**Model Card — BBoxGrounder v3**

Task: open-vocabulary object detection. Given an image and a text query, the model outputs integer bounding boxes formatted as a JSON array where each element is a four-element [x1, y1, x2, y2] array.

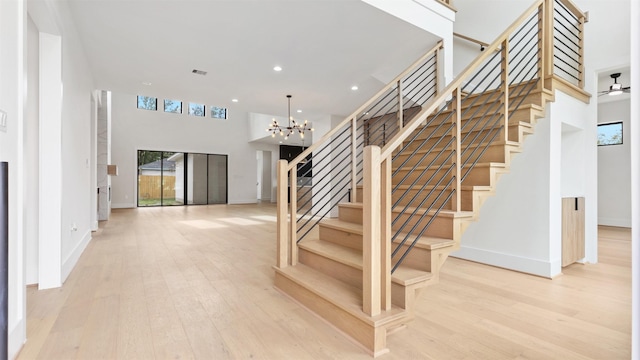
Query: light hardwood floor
[[18, 204, 631, 359]]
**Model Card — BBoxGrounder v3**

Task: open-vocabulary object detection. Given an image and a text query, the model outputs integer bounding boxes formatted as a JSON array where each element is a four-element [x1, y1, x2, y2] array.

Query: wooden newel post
[[363, 146, 381, 316], [276, 160, 289, 268]]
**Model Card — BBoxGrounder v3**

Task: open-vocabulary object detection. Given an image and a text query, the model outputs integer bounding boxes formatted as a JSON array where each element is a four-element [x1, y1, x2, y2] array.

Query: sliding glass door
[[138, 150, 227, 207]]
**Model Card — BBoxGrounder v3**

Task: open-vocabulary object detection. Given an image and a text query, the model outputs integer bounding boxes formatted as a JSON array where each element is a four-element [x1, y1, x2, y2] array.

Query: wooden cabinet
[[562, 197, 585, 267]]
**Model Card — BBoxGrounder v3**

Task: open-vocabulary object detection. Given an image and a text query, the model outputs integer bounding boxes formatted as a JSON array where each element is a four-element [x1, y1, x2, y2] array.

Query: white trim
[[8, 319, 25, 360], [451, 245, 558, 278], [111, 202, 135, 209], [61, 230, 91, 283], [598, 217, 632, 228]]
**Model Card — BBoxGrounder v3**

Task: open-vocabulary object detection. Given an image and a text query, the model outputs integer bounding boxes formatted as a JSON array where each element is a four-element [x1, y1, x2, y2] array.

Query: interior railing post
[[380, 155, 392, 311], [289, 167, 298, 265], [452, 88, 462, 211], [501, 39, 510, 143], [577, 9, 585, 88], [397, 80, 404, 131], [543, 0, 555, 90], [537, 3, 545, 93], [363, 145, 381, 317], [276, 160, 290, 267], [351, 117, 358, 203]]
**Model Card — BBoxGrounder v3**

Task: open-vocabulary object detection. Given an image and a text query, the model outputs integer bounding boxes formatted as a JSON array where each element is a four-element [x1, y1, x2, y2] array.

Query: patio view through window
[[137, 150, 227, 207]]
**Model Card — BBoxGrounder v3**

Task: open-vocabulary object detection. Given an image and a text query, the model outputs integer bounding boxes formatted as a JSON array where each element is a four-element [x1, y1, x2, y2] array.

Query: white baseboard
[[451, 245, 558, 278], [111, 202, 135, 209], [598, 217, 631, 228], [229, 199, 258, 205], [61, 230, 91, 283], [9, 318, 25, 360]]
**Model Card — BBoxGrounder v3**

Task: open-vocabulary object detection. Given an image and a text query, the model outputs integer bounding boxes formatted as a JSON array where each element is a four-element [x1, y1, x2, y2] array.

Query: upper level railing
[[276, 0, 587, 317]]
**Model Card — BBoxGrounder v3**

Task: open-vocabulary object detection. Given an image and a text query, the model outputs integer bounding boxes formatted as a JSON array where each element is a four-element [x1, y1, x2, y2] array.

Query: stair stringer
[[450, 88, 592, 278]]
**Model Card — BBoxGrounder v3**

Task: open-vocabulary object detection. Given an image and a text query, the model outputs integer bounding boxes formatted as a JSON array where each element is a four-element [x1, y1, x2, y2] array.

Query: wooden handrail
[[556, 0, 587, 20], [453, 32, 490, 50], [287, 41, 444, 170]]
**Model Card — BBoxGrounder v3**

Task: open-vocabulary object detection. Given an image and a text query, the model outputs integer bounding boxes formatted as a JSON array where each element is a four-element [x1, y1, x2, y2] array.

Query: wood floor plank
[[18, 204, 631, 359]]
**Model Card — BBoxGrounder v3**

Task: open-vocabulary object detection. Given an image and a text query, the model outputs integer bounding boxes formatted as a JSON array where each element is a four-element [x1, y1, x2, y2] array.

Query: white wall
[[0, 0, 26, 356], [25, 15, 40, 286], [597, 99, 631, 227], [110, 91, 280, 207]]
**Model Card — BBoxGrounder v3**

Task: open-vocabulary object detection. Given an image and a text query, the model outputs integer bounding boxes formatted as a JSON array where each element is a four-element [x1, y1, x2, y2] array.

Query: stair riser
[[413, 121, 524, 143], [338, 205, 363, 224], [319, 225, 362, 250], [401, 130, 520, 152], [390, 243, 434, 273], [395, 143, 507, 167], [392, 188, 474, 211], [298, 248, 362, 289], [274, 271, 389, 355], [391, 212, 454, 239], [392, 166, 492, 187]]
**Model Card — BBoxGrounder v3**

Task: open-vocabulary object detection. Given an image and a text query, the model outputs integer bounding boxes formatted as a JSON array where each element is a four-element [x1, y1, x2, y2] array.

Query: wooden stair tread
[[391, 184, 493, 192], [320, 218, 363, 235], [299, 238, 434, 286], [275, 264, 406, 326], [338, 202, 474, 219], [393, 162, 507, 171], [392, 234, 455, 250], [391, 206, 474, 219], [396, 140, 521, 154]]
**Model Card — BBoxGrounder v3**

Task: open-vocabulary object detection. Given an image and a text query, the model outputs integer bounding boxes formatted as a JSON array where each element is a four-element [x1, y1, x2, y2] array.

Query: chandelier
[[267, 95, 313, 140]]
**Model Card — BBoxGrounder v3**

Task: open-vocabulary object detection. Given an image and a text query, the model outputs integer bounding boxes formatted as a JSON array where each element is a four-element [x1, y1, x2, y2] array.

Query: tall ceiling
[[65, 0, 439, 121]]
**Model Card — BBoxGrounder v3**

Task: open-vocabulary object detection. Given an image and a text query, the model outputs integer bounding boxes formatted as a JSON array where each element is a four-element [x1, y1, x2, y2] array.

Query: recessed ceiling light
[[232, 99, 239, 103], [142, 82, 152, 86], [297, 109, 302, 113], [273, 66, 283, 72], [279, 141, 283, 144], [351, 85, 359, 91]]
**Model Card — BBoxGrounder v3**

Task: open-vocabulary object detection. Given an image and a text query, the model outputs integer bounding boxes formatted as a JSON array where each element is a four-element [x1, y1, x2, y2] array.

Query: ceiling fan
[[599, 73, 631, 96]]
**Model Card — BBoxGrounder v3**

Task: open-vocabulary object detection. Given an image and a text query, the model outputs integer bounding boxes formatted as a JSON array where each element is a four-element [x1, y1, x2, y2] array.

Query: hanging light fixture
[[267, 95, 313, 140]]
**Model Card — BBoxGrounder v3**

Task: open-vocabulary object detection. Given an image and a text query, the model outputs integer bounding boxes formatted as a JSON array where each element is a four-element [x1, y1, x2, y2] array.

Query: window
[[137, 95, 157, 110], [597, 122, 623, 146], [211, 106, 228, 119], [164, 99, 182, 114], [188, 103, 205, 117]]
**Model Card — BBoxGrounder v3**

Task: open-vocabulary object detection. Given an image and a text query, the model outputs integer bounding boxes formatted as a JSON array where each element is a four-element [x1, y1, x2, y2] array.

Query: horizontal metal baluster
[[392, 99, 455, 163], [392, 186, 455, 273], [461, 112, 503, 166], [391, 151, 455, 231], [392, 135, 455, 209], [392, 115, 454, 182], [296, 147, 353, 209], [461, 96, 503, 145], [553, 43, 581, 70], [554, 1, 581, 32], [508, 13, 538, 44], [296, 172, 355, 241], [507, 24, 538, 64], [553, 26, 581, 51], [461, 51, 503, 94], [510, 77, 540, 114], [391, 162, 455, 248], [296, 151, 353, 217], [509, 49, 540, 86], [460, 77, 504, 132], [508, 28, 538, 66], [461, 127, 502, 183]]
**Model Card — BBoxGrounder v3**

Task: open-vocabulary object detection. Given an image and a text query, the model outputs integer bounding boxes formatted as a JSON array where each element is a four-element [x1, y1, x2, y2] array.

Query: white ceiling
[[66, 0, 439, 121]]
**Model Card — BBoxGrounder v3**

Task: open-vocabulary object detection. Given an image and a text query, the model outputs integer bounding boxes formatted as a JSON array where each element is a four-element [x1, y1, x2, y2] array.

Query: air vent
[[192, 69, 207, 76]]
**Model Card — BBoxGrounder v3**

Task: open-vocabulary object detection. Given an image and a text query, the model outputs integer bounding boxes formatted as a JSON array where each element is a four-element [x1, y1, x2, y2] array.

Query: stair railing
[[362, 0, 587, 315], [276, 41, 443, 270]]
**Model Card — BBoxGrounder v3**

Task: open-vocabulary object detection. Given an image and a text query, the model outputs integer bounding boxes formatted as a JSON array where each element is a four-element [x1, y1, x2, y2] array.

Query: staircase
[[274, 0, 589, 356]]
